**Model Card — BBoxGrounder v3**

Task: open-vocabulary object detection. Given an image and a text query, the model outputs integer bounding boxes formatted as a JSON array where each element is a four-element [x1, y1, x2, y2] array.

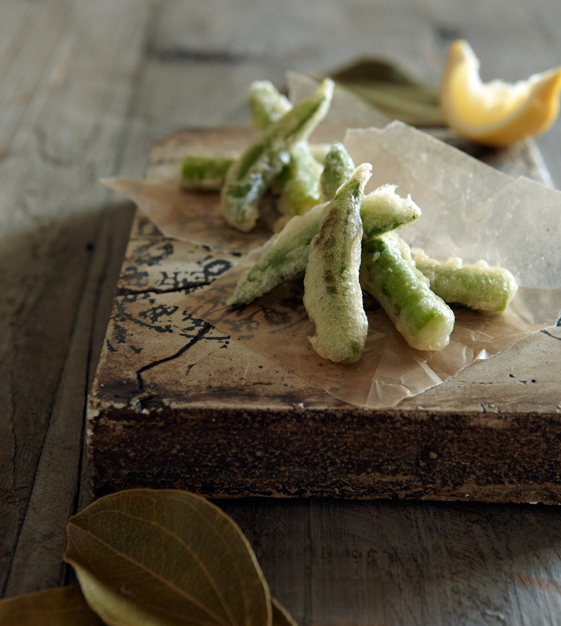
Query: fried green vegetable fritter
[[320, 141, 355, 201], [360, 232, 455, 352], [411, 249, 518, 313], [221, 78, 334, 232], [303, 163, 372, 363]]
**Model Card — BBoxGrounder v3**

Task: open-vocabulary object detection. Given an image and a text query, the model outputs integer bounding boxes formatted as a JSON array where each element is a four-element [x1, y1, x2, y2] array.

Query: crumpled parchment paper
[[106, 76, 561, 408]]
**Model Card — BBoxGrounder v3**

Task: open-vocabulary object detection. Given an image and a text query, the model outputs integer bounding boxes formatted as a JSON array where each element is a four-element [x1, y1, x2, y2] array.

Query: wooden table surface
[[2, 1, 561, 624]]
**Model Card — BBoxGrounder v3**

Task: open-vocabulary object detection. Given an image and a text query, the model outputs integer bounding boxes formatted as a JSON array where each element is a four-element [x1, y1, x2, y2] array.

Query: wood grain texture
[[2, 1, 561, 624], [0, 0, 151, 597], [220, 497, 561, 626]]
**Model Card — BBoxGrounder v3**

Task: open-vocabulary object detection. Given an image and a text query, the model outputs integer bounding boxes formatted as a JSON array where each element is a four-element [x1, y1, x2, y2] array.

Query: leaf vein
[[69, 527, 233, 626]]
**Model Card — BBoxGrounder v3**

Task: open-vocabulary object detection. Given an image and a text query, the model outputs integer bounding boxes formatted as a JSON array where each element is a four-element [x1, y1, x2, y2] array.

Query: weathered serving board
[[87, 128, 561, 504]]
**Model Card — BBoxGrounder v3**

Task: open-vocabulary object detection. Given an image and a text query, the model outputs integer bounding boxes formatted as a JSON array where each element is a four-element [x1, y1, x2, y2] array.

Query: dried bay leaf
[[73, 566, 175, 625], [0, 585, 105, 625], [271, 598, 298, 626], [64, 489, 273, 626], [322, 58, 444, 127]]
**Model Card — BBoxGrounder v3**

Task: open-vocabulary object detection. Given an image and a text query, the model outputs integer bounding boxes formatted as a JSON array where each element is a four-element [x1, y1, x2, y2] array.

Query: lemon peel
[[440, 40, 561, 146]]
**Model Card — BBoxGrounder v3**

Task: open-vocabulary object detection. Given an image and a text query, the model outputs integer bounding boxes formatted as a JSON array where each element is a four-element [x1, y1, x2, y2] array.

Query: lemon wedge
[[440, 40, 561, 146]]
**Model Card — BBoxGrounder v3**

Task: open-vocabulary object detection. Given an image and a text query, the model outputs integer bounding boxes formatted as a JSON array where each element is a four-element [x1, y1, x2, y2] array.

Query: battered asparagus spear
[[303, 164, 372, 364], [360, 233, 455, 352], [221, 78, 334, 232], [411, 249, 518, 313]]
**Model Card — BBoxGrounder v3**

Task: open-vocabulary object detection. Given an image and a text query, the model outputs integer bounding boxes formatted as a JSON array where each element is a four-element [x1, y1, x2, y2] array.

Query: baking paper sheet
[[105, 78, 561, 408], [177, 121, 561, 408], [177, 255, 549, 408]]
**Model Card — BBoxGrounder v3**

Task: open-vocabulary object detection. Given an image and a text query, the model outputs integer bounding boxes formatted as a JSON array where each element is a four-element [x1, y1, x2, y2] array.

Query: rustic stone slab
[[87, 128, 561, 504]]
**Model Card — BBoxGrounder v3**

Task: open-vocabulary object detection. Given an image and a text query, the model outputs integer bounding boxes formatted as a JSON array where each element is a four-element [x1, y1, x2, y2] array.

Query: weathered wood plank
[[0, 0, 154, 597], [220, 497, 561, 625]]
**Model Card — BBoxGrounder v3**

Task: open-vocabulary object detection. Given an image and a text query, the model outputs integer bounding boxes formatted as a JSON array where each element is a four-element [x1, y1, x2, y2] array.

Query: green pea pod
[[360, 232, 455, 352], [303, 163, 372, 364], [222, 78, 334, 232], [320, 142, 355, 200], [250, 80, 293, 199], [411, 249, 518, 313], [180, 156, 234, 190], [320, 140, 421, 233], [249, 80, 292, 131], [361, 184, 421, 238]]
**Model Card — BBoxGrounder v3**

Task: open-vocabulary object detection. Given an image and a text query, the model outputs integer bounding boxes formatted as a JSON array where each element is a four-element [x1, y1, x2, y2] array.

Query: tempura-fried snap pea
[[249, 80, 292, 131], [221, 78, 334, 232], [277, 142, 323, 217], [179, 82, 289, 194], [303, 164, 372, 364], [361, 233, 455, 352], [228, 183, 423, 307], [180, 156, 234, 190], [249, 80, 324, 219], [320, 142, 355, 201], [227, 200, 330, 308], [319, 144, 421, 235], [411, 249, 518, 313], [361, 185, 421, 239]]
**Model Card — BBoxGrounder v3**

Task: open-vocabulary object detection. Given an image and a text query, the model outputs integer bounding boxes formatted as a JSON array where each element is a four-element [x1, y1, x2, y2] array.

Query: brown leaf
[[64, 489, 272, 626], [322, 58, 444, 127], [0, 585, 105, 625], [271, 598, 298, 626]]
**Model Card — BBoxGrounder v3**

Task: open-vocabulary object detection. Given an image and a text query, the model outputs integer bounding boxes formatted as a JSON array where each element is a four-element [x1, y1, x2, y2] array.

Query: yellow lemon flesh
[[440, 40, 561, 146]]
